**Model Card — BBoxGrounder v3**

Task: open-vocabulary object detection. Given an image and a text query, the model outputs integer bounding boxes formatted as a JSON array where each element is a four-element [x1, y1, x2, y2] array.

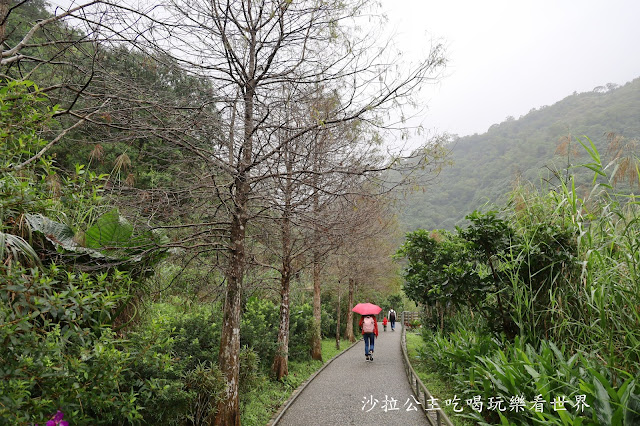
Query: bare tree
[[261, 88, 390, 377], [330, 190, 401, 341], [50, 0, 448, 422]]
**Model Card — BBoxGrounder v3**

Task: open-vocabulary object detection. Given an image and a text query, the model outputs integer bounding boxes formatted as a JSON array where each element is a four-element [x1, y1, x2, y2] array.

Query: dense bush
[[240, 296, 314, 367], [0, 268, 221, 425], [183, 361, 225, 425], [0, 80, 198, 425], [417, 326, 501, 377], [398, 207, 583, 339], [0, 266, 142, 424], [240, 297, 279, 366], [319, 298, 344, 340], [288, 303, 314, 359], [123, 302, 225, 424]]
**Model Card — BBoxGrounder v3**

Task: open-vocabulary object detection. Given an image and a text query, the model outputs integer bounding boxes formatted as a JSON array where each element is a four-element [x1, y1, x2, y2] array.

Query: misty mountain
[[399, 77, 640, 231]]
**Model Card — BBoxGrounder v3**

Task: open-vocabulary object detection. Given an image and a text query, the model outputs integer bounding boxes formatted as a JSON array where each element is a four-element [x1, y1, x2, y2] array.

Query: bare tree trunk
[[346, 277, 355, 342], [0, 0, 9, 50], [335, 287, 341, 349], [311, 248, 322, 360], [215, 79, 255, 426], [310, 130, 323, 361], [272, 133, 293, 380], [228, 94, 237, 166], [215, 213, 244, 426], [272, 258, 291, 379]]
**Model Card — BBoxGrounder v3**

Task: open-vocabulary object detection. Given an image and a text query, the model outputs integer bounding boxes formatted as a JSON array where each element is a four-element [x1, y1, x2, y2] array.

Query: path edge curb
[[266, 338, 361, 426]]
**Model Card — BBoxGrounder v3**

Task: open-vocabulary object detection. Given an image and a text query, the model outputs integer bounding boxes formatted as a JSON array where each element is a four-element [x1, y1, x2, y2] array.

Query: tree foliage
[[398, 208, 580, 339]]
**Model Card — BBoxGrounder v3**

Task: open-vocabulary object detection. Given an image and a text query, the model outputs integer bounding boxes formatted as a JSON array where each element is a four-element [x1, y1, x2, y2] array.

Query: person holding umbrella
[[352, 303, 381, 362]]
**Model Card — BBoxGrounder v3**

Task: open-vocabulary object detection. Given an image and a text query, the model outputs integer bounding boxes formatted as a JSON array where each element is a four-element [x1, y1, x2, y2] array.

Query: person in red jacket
[[383, 316, 388, 332], [359, 314, 379, 361]]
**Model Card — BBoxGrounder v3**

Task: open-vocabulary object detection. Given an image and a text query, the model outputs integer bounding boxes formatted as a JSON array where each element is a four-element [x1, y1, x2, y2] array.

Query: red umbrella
[[352, 302, 382, 316]]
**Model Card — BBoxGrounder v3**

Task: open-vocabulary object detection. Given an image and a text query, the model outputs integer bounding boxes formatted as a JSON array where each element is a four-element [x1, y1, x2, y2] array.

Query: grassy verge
[[405, 331, 475, 426], [240, 338, 354, 425]]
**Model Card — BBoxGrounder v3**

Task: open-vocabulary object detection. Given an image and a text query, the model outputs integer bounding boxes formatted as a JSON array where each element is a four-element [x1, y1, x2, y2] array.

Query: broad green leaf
[[26, 214, 78, 251], [621, 380, 640, 425], [26, 213, 105, 259], [85, 209, 133, 249], [524, 365, 540, 379], [557, 407, 573, 425]]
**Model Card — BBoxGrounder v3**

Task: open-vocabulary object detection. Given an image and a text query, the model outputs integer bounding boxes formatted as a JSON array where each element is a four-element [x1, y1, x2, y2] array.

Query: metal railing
[[400, 312, 455, 426]]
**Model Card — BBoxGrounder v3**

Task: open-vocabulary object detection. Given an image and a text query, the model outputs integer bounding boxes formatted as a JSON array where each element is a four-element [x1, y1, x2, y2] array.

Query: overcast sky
[[378, 0, 640, 137]]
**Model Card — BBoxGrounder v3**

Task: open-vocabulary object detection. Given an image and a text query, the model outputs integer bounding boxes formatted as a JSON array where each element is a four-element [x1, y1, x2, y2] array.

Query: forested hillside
[[401, 77, 640, 230]]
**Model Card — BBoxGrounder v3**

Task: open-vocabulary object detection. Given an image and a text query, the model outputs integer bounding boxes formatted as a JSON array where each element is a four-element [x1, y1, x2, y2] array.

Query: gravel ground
[[273, 323, 429, 426]]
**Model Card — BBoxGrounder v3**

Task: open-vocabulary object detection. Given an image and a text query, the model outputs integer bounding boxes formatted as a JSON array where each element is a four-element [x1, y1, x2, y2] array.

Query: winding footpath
[[271, 322, 429, 425]]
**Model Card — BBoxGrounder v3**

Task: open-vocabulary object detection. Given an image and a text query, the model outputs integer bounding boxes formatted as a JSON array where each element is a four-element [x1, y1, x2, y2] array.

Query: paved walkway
[[273, 323, 428, 425]]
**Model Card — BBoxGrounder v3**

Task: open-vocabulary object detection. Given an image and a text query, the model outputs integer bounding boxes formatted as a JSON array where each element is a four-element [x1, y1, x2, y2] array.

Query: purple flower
[[45, 410, 68, 426]]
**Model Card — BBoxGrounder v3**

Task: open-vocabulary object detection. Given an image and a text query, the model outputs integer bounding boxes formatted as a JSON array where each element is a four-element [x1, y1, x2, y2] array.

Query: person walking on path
[[382, 316, 388, 331], [388, 308, 397, 331], [273, 315, 431, 425], [359, 314, 378, 361]]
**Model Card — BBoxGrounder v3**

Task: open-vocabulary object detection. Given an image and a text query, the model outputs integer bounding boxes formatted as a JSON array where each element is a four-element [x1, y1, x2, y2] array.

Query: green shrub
[[289, 303, 313, 360], [319, 295, 353, 339], [320, 305, 336, 338], [419, 327, 501, 377], [0, 266, 142, 425], [241, 297, 279, 367], [239, 346, 262, 395], [183, 361, 225, 426], [124, 302, 224, 424], [241, 297, 314, 366], [168, 311, 222, 371]]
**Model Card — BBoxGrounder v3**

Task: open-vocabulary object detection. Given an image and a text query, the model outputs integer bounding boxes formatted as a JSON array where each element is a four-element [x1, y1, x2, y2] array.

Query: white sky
[[378, 0, 640, 137]]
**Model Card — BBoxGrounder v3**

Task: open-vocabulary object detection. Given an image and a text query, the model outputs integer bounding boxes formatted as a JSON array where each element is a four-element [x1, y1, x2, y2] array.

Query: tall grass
[[508, 137, 640, 374], [419, 322, 640, 425]]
